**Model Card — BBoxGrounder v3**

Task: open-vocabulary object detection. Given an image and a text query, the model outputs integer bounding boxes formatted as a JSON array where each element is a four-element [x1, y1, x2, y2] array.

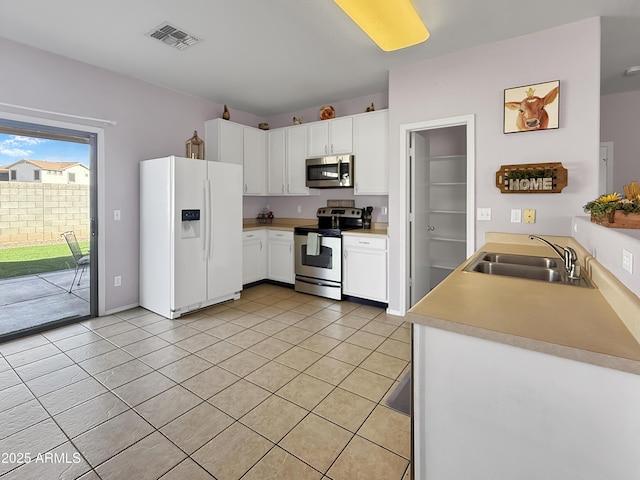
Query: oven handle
[[294, 233, 340, 239], [295, 277, 341, 288]]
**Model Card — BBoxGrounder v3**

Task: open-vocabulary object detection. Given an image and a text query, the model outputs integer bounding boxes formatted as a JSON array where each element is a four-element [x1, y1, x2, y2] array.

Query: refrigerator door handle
[[202, 180, 208, 260], [206, 179, 213, 260]]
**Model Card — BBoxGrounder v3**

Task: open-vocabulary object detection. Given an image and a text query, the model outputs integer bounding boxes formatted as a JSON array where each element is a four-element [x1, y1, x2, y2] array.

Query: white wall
[[0, 36, 264, 313], [601, 90, 640, 193], [388, 18, 602, 312]]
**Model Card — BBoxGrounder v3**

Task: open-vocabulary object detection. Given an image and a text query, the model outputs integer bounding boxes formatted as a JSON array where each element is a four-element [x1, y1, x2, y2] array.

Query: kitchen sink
[[481, 253, 559, 269], [470, 262, 563, 282], [463, 251, 593, 288]]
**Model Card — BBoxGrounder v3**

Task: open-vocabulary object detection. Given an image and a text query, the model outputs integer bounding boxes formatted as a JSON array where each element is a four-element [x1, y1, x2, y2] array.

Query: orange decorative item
[[319, 105, 335, 120]]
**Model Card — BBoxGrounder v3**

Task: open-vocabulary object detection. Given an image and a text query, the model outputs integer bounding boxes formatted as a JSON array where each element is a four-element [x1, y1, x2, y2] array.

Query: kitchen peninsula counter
[[407, 232, 640, 374]]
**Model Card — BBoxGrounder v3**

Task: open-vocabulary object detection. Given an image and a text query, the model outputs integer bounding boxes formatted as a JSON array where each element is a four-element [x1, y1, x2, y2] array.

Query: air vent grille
[[146, 23, 201, 50]]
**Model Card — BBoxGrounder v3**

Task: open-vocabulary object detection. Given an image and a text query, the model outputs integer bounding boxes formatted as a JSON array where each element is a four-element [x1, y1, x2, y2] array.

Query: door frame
[[0, 110, 106, 316], [599, 141, 614, 195], [399, 114, 476, 314]]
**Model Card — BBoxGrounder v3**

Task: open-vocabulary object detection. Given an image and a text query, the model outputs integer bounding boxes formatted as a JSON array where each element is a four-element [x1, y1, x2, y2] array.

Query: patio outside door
[[0, 118, 97, 340]]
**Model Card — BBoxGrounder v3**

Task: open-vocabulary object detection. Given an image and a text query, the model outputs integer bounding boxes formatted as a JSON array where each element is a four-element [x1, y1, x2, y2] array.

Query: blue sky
[[0, 134, 90, 168]]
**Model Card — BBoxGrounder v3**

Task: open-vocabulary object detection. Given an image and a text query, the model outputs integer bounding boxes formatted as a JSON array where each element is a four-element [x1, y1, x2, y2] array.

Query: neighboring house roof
[[2, 159, 88, 171]]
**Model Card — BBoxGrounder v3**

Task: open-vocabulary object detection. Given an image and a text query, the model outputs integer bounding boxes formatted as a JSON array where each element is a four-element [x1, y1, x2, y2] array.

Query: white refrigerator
[[139, 155, 242, 319]]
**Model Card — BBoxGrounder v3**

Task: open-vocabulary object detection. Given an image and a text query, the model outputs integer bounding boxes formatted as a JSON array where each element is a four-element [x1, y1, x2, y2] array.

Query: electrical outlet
[[622, 249, 633, 274], [477, 208, 491, 221], [114, 276, 122, 287], [523, 209, 536, 224], [510, 209, 522, 223]]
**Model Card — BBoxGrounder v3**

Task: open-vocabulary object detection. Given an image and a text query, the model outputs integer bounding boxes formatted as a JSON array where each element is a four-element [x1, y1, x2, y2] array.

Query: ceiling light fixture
[[624, 65, 640, 76], [333, 0, 429, 52]]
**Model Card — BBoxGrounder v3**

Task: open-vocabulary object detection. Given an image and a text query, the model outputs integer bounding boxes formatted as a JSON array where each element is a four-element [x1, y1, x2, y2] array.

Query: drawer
[[343, 235, 387, 250], [243, 230, 266, 241], [268, 230, 293, 240]]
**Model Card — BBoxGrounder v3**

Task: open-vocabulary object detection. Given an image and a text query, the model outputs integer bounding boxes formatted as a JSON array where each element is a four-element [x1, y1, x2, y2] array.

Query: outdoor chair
[[61, 230, 90, 293]]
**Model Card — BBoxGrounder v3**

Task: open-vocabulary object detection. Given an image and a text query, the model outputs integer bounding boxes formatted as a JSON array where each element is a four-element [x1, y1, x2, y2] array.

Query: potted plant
[[584, 193, 640, 228]]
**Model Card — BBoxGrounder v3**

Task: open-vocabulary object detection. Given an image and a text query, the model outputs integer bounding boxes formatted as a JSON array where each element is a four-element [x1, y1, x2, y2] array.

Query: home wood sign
[[495, 162, 568, 194]]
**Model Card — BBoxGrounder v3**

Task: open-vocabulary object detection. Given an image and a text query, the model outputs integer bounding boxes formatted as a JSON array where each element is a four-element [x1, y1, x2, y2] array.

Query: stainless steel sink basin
[[463, 251, 593, 288], [471, 262, 563, 282], [481, 253, 558, 269]]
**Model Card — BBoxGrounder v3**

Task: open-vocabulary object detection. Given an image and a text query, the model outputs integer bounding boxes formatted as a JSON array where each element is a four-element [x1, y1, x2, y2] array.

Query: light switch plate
[[477, 208, 491, 221], [510, 209, 522, 223], [523, 209, 536, 224], [622, 249, 633, 274]]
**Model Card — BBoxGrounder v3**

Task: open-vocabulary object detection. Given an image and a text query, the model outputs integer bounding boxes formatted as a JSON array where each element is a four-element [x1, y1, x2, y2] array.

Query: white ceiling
[[1, 0, 639, 117]]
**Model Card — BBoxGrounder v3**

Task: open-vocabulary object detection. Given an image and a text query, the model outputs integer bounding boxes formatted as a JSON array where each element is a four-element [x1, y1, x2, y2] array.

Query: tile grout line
[[1, 285, 410, 479]]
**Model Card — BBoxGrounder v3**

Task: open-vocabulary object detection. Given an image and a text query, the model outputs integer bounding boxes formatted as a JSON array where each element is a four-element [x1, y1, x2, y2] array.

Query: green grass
[[0, 242, 89, 279]]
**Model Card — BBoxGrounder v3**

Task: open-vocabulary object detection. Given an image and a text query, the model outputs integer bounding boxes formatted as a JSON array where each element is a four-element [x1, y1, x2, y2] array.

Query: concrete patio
[[0, 268, 90, 338]]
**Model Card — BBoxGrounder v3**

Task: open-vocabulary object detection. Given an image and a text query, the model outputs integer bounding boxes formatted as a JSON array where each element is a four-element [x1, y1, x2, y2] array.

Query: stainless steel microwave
[[305, 155, 354, 188]]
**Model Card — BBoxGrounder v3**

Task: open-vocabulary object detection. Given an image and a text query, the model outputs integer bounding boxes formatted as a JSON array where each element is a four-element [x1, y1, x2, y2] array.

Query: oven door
[[294, 233, 341, 283]]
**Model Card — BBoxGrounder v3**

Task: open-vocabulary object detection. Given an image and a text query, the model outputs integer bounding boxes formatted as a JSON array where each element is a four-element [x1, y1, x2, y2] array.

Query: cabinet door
[[243, 128, 267, 195], [307, 122, 329, 157], [353, 111, 388, 195], [268, 232, 294, 284], [267, 129, 286, 195], [286, 125, 309, 194], [243, 232, 266, 284], [218, 121, 244, 165], [343, 236, 388, 302], [329, 117, 353, 155]]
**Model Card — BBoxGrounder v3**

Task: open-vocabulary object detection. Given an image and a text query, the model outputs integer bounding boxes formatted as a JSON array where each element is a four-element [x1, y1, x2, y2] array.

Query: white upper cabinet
[[205, 119, 243, 165], [243, 127, 267, 195], [353, 110, 389, 195], [267, 128, 287, 195], [268, 125, 314, 196], [307, 117, 353, 157], [286, 124, 309, 195]]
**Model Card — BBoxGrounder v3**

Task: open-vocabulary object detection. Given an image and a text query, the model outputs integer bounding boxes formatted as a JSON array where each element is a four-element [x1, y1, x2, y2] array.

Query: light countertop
[[407, 233, 640, 374], [243, 218, 388, 235]]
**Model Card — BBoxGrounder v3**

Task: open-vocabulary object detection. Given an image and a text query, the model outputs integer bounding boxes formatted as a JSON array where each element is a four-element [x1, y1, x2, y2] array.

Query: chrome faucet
[[529, 235, 581, 279]]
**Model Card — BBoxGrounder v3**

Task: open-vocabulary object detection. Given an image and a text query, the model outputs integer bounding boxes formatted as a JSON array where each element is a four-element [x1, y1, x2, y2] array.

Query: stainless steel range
[[294, 206, 363, 300]]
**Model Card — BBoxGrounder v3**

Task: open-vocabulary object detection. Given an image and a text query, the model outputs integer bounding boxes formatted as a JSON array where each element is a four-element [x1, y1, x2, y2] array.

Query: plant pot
[[590, 211, 640, 229]]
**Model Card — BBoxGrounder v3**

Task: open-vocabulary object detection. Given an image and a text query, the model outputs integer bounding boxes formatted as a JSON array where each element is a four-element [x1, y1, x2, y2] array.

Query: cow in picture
[[505, 85, 559, 132]]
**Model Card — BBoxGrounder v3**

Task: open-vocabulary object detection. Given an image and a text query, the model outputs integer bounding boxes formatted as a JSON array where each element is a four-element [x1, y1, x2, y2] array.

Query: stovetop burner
[[294, 207, 364, 236]]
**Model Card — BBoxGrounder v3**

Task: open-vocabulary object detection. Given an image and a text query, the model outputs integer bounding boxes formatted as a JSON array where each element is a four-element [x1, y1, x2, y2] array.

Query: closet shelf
[[430, 236, 466, 243], [428, 209, 466, 214]]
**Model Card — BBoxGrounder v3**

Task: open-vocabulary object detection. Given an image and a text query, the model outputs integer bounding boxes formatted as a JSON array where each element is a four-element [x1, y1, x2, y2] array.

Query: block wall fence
[[0, 182, 89, 246]]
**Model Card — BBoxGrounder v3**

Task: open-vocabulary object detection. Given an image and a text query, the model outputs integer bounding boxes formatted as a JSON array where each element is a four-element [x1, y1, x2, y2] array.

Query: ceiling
[[1, 0, 639, 117]]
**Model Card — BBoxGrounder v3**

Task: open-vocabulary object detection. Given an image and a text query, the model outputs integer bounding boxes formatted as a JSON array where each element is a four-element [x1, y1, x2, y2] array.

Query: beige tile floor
[[0, 284, 412, 480]]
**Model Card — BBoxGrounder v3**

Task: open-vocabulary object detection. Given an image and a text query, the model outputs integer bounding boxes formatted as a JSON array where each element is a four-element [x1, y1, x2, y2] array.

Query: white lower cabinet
[[342, 234, 388, 302], [267, 230, 294, 284], [242, 230, 267, 285]]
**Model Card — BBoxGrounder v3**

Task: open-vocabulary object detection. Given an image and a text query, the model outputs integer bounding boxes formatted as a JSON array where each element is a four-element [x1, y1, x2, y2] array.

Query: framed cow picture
[[504, 80, 559, 134]]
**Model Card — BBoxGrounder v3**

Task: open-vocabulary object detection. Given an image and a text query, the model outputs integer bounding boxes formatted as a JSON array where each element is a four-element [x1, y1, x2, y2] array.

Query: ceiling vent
[[146, 23, 201, 51]]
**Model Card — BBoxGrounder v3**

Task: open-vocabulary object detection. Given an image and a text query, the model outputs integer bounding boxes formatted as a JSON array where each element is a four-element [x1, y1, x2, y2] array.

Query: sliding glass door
[[0, 118, 97, 340]]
